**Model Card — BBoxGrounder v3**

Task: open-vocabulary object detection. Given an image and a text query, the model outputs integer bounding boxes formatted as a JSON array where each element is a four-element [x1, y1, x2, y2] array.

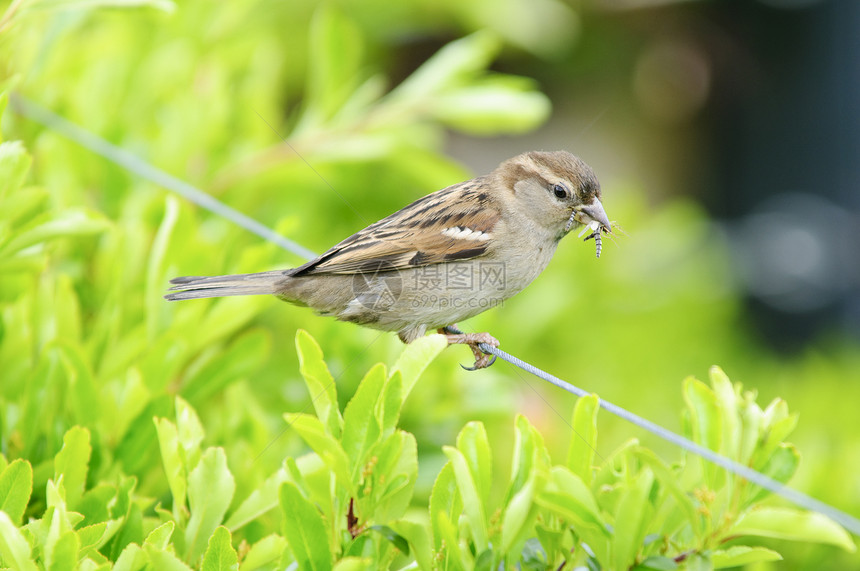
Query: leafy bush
[[1, 325, 853, 570]]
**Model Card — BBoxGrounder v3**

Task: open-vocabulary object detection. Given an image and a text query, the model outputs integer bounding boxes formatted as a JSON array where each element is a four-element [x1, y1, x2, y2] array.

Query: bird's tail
[[164, 270, 287, 301]]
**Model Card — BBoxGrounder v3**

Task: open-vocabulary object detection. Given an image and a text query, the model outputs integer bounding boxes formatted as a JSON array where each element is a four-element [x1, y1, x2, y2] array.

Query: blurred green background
[[1, 0, 858, 568]]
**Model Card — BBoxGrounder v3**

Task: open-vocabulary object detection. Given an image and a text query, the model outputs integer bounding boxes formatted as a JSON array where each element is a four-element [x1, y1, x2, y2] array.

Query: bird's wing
[[290, 179, 501, 276]]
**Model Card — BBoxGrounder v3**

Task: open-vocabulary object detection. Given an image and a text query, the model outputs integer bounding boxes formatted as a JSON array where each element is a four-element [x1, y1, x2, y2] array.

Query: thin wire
[[11, 96, 319, 262], [454, 330, 860, 537], [13, 96, 860, 538]]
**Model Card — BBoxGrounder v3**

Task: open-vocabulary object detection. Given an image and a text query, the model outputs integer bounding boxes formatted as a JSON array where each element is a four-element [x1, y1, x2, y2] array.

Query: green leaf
[[378, 371, 403, 436], [340, 535, 373, 560], [332, 557, 375, 571], [48, 530, 79, 571], [442, 445, 488, 550], [388, 520, 432, 571], [711, 546, 782, 568], [534, 526, 563, 569], [507, 415, 549, 502], [0, 207, 110, 257], [568, 394, 599, 484], [144, 521, 175, 549], [237, 534, 286, 571], [682, 553, 711, 571], [53, 425, 91, 510], [185, 448, 236, 562], [110, 474, 141, 531], [541, 466, 605, 530], [455, 421, 492, 511], [474, 548, 493, 570], [611, 469, 655, 570], [154, 416, 187, 519], [730, 507, 855, 551], [296, 329, 342, 438], [709, 366, 740, 462], [175, 397, 205, 470], [279, 481, 332, 571], [113, 543, 147, 571], [224, 466, 289, 531], [0, 186, 46, 229], [390, 333, 447, 399], [284, 413, 354, 494], [633, 447, 700, 536], [202, 526, 239, 571], [757, 410, 798, 468], [369, 431, 418, 522], [432, 84, 551, 135], [762, 396, 791, 427], [0, 141, 31, 200], [428, 462, 461, 551], [0, 511, 38, 571], [389, 31, 500, 100], [144, 544, 195, 571], [302, 5, 364, 124], [341, 362, 386, 466], [634, 555, 678, 570], [44, 478, 77, 554], [683, 377, 722, 486], [500, 474, 542, 558], [520, 537, 550, 570], [76, 521, 111, 558], [146, 196, 180, 338], [738, 394, 763, 467], [0, 459, 33, 524], [111, 503, 145, 564], [684, 377, 721, 449], [744, 444, 799, 506], [434, 511, 470, 571], [536, 466, 608, 540], [368, 525, 409, 554]]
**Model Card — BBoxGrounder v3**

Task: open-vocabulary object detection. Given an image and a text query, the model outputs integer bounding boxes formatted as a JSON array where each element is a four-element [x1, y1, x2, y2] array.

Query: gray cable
[[14, 95, 860, 537], [445, 327, 860, 537]]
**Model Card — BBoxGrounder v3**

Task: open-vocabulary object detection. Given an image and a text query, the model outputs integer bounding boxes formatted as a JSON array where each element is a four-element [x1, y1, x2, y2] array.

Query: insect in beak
[[568, 198, 612, 258], [564, 210, 577, 233], [577, 220, 604, 258]]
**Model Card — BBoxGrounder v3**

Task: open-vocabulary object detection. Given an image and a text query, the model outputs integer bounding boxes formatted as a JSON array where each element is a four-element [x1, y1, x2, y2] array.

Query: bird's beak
[[576, 198, 611, 233]]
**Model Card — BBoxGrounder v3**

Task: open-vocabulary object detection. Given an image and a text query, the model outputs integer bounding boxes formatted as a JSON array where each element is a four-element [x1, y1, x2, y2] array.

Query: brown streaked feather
[[290, 178, 501, 276]]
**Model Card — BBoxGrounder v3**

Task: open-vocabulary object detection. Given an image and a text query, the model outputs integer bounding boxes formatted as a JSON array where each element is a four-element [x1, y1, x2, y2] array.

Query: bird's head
[[495, 150, 611, 246]]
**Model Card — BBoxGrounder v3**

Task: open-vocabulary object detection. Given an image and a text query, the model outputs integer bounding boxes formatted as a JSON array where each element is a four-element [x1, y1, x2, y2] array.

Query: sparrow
[[165, 150, 611, 369]]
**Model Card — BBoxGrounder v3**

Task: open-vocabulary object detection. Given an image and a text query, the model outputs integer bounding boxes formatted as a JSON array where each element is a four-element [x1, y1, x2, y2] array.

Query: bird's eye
[[552, 183, 568, 199]]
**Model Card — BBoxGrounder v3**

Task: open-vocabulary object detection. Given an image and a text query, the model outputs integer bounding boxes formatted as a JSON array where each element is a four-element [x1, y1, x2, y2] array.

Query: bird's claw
[[460, 353, 497, 371], [441, 328, 500, 371]]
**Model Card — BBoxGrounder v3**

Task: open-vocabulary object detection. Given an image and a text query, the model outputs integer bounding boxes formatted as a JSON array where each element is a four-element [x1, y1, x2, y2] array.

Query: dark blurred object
[[726, 194, 860, 349], [593, 0, 860, 349], [701, 0, 860, 348]]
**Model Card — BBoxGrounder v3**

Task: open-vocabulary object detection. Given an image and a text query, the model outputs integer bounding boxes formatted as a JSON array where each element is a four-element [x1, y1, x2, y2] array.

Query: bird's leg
[[439, 325, 499, 370]]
